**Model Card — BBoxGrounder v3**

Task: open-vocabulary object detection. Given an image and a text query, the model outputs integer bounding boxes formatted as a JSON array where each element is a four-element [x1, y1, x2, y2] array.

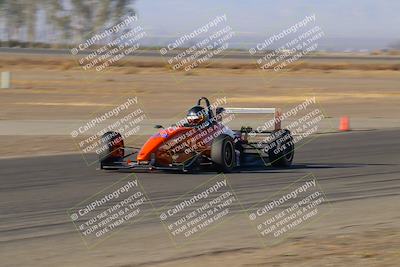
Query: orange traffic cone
[[339, 116, 350, 131]]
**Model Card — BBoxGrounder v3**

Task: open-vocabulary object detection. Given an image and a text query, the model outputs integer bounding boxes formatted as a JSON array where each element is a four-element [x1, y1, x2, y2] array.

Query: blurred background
[[1, 0, 400, 52], [0, 0, 399, 156]]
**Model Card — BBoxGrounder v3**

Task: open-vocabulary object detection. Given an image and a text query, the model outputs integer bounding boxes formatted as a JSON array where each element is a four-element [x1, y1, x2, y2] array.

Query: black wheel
[[99, 131, 124, 169], [211, 134, 235, 172], [267, 129, 294, 167]]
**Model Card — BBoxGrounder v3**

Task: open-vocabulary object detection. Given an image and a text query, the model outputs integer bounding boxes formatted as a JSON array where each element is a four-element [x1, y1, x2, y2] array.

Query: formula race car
[[99, 97, 294, 172]]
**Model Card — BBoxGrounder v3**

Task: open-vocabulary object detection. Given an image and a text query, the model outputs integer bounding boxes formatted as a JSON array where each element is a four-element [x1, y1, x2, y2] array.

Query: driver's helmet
[[186, 106, 207, 126]]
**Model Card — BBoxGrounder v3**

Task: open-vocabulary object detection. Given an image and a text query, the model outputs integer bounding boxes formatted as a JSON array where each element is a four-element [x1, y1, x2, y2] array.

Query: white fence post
[[1, 72, 11, 89]]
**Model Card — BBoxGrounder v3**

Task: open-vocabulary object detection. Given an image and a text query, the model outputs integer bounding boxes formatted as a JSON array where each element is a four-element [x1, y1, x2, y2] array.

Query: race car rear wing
[[222, 107, 282, 130], [224, 107, 276, 114]]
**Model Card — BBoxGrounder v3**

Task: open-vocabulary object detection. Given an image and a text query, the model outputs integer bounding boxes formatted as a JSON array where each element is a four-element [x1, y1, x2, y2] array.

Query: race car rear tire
[[211, 134, 235, 172], [99, 131, 124, 169], [268, 129, 294, 167]]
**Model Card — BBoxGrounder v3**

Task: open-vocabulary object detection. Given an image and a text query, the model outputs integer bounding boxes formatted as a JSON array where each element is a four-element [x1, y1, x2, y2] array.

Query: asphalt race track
[[1, 129, 399, 266]]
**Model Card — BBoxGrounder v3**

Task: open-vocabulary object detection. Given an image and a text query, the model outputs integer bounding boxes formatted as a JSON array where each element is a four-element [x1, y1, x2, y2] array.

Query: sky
[[134, 0, 400, 50]]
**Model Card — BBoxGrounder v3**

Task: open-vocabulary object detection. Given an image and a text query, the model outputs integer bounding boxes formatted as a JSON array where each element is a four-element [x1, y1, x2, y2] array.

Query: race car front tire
[[99, 131, 124, 169], [211, 134, 235, 172]]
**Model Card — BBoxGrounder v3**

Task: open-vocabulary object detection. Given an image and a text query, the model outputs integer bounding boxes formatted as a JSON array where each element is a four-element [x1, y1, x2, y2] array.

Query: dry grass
[[124, 67, 140, 74], [289, 61, 400, 71], [1, 54, 400, 72], [60, 61, 75, 70]]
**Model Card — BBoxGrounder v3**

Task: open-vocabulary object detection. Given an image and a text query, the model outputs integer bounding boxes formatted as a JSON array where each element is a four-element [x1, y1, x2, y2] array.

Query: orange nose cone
[[339, 116, 350, 131], [137, 136, 164, 161]]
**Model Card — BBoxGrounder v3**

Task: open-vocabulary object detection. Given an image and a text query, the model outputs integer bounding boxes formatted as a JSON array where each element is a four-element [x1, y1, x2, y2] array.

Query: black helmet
[[186, 106, 207, 126]]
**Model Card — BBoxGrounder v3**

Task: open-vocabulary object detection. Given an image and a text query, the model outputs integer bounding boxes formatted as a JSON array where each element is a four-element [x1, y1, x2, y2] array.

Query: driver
[[186, 106, 208, 127]]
